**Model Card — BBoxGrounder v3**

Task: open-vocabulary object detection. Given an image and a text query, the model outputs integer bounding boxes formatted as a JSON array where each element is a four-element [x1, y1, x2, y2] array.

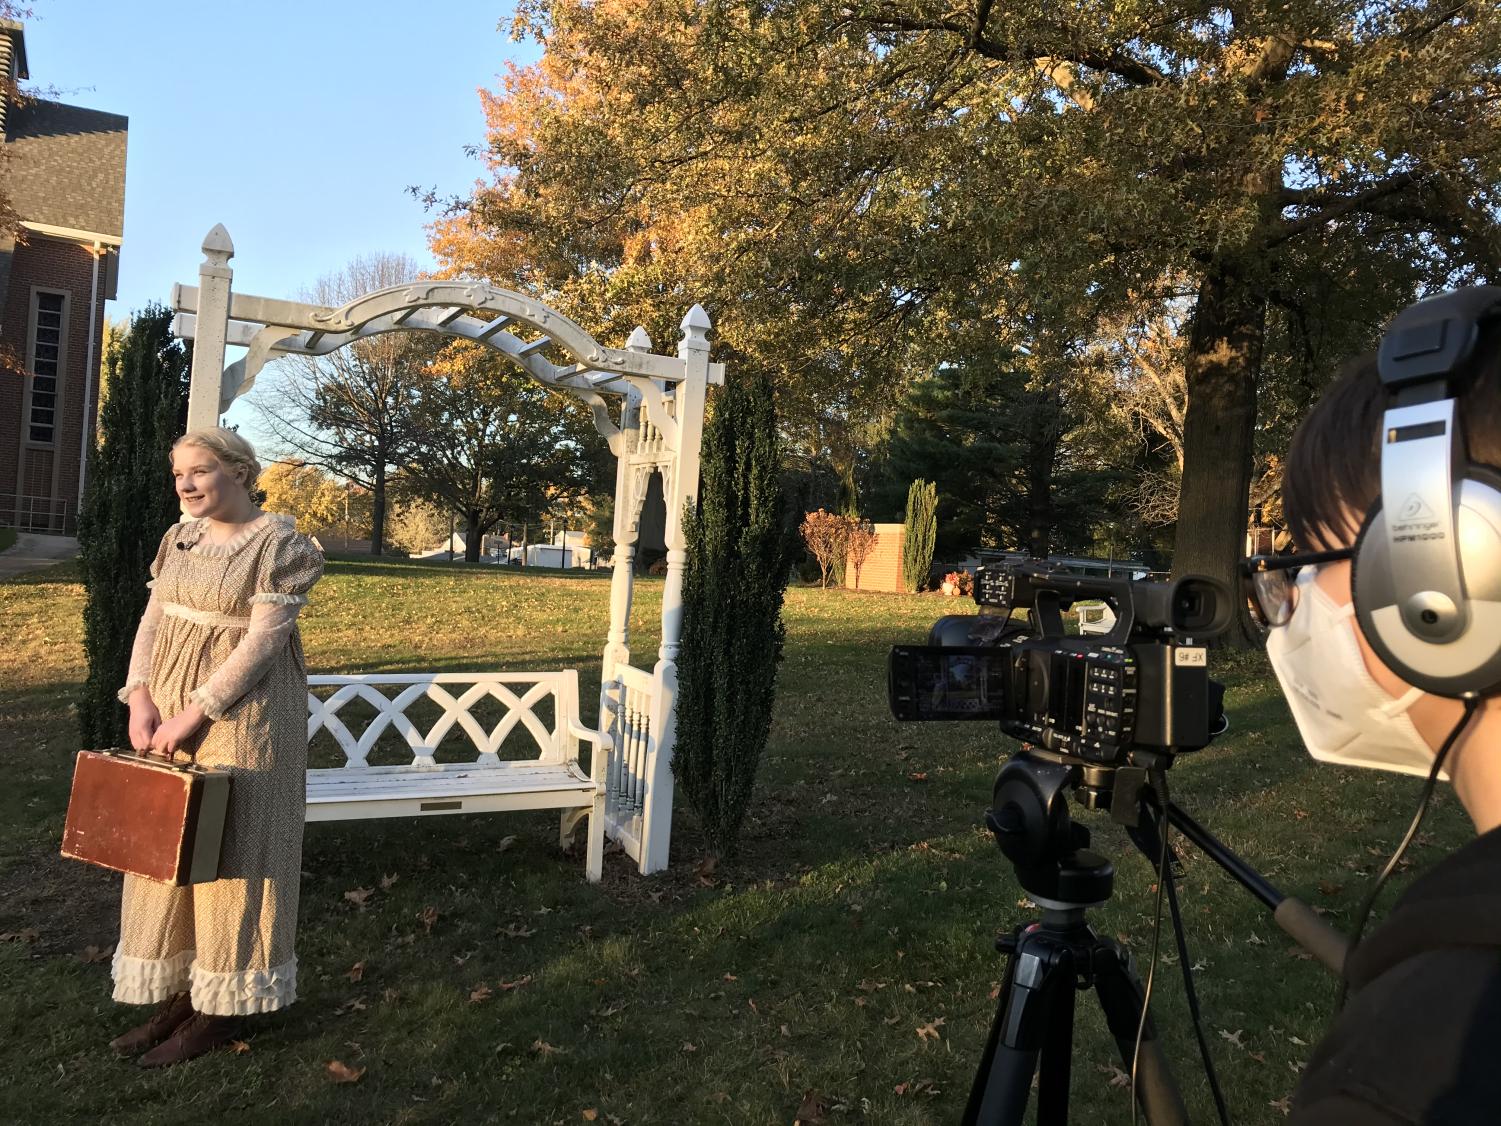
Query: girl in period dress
[[109, 428, 323, 1066]]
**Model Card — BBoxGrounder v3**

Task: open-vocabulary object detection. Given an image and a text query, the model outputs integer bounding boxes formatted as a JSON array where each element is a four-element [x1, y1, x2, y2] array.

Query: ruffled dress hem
[[111, 947, 195, 1005], [189, 956, 298, 1015]]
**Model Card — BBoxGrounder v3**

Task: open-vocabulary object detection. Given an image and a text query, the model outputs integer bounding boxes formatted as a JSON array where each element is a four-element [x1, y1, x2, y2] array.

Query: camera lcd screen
[[888, 645, 1011, 722]]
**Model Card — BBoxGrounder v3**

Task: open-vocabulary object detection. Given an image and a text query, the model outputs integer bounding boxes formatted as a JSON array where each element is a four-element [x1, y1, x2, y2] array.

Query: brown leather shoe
[[109, 992, 193, 1057], [136, 1011, 241, 1068]]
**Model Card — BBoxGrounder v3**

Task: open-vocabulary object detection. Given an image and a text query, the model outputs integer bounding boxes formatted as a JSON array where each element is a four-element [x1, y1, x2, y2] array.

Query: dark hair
[[1283, 320, 1501, 551]]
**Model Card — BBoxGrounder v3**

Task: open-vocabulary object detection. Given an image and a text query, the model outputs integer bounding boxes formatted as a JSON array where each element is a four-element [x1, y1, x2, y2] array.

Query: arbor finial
[[626, 325, 653, 351], [679, 304, 711, 352], [201, 224, 234, 265]]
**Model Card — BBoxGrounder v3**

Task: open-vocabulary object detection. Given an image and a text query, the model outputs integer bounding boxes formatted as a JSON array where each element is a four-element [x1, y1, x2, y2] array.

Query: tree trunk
[[370, 465, 387, 557], [1024, 386, 1062, 558], [1173, 263, 1265, 646], [465, 510, 483, 563]]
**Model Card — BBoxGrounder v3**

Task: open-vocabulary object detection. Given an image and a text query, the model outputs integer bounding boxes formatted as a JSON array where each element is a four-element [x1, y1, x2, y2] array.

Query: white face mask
[[1265, 571, 1443, 780]]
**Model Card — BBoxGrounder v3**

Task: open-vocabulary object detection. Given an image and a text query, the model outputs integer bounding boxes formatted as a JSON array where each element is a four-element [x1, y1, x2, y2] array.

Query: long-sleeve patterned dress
[[111, 512, 324, 1016]]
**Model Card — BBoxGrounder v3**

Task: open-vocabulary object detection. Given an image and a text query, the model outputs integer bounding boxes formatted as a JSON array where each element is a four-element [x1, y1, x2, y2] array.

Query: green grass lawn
[[0, 559, 1474, 1125]]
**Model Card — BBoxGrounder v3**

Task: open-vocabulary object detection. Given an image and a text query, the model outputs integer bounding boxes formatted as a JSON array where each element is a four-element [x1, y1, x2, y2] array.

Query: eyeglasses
[[1240, 548, 1355, 628]]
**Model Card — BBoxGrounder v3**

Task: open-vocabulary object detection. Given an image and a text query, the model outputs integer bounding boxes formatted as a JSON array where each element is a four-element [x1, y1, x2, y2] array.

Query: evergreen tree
[[877, 359, 1111, 558], [673, 369, 791, 858], [902, 479, 937, 593], [77, 306, 189, 749]]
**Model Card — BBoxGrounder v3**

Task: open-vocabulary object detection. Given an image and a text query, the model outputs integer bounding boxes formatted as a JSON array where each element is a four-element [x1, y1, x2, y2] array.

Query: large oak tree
[[438, 0, 1500, 636]]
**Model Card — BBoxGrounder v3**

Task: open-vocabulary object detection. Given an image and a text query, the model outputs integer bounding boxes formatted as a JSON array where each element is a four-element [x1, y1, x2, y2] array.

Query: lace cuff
[[118, 591, 164, 707]]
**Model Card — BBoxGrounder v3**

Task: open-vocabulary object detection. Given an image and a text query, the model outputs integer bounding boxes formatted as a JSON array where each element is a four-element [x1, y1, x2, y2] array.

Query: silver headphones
[[1352, 286, 1501, 698]]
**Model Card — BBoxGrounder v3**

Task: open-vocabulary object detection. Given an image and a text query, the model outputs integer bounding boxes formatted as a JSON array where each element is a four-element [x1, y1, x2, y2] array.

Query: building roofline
[[1, 20, 28, 81], [19, 220, 123, 247]]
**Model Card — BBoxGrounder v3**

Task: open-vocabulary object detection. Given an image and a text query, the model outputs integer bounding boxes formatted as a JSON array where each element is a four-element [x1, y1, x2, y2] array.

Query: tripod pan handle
[[1275, 897, 1349, 978]]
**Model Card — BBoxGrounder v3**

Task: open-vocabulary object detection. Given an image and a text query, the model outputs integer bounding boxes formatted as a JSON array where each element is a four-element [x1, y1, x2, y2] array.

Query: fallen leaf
[[346, 961, 365, 983], [694, 856, 718, 886], [795, 1089, 828, 1123], [470, 984, 493, 1004], [1219, 1029, 1247, 1050], [581, 1112, 598, 1123], [343, 888, 374, 909], [915, 1017, 946, 1042], [79, 944, 113, 964], [1246, 933, 1267, 946], [500, 923, 537, 939], [1317, 880, 1343, 897], [1271, 1095, 1293, 1115], [334, 998, 367, 1016], [419, 906, 439, 933], [229, 1039, 251, 1054], [496, 835, 518, 853], [499, 975, 533, 991], [379, 873, 399, 890], [0, 928, 40, 943], [682, 1042, 698, 1053], [1096, 1062, 1132, 1089], [1289, 1035, 1309, 1046], [723, 973, 737, 982], [908, 772, 929, 782], [326, 1059, 366, 1084], [532, 1038, 565, 1057]]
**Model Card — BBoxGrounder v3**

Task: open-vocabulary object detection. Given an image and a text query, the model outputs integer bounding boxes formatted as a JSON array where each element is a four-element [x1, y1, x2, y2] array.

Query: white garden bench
[[304, 671, 614, 882]]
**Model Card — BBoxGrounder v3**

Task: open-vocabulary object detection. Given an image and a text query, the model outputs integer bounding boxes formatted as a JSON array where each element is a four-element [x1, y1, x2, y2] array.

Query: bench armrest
[[567, 720, 614, 786]]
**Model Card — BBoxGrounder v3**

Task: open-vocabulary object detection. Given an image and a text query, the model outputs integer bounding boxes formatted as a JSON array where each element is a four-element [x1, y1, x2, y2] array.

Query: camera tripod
[[962, 752, 1188, 1126], [962, 750, 1351, 1125]]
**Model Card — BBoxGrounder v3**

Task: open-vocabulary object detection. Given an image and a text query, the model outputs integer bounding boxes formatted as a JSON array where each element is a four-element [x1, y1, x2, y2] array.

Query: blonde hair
[[172, 427, 262, 493]]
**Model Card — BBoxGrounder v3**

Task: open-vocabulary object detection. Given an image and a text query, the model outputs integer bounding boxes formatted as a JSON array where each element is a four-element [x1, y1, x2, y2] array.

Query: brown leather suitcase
[[61, 749, 231, 885]]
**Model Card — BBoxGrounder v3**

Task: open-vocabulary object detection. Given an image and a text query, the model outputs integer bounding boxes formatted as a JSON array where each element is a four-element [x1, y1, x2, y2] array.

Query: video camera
[[888, 559, 1232, 766]]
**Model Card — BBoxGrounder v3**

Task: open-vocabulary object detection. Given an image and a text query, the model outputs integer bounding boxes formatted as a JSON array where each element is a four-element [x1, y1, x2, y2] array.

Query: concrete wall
[[0, 233, 108, 533]]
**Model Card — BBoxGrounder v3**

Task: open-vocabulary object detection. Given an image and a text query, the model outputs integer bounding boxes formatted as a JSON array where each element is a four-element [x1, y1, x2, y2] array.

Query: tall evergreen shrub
[[673, 369, 791, 857], [77, 306, 189, 749], [902, 478, 937, 592]]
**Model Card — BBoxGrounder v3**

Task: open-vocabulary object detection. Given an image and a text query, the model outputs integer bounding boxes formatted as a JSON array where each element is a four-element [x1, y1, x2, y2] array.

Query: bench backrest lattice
[[174, 224, 715, 876], [307, 672, 578, 769]]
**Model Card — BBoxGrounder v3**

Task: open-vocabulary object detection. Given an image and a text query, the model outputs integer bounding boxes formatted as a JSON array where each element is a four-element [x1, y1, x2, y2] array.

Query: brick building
[[0, 20, 127, 533]]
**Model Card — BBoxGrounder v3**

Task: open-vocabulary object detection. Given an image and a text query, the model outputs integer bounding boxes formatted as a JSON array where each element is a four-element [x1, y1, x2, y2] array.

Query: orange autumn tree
[[845, 518, 877, 590], [425, 1, 934, 495]]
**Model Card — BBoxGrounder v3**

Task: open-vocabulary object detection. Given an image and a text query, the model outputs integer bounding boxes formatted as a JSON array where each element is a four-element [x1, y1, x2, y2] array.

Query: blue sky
[[24, 0, 538, 443]]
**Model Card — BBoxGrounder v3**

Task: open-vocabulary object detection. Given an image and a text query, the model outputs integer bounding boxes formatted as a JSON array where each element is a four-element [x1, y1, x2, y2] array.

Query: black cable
[[1163, 826, 1232, 1126], [1335, 698, 1479, 1012], [1131, 768, 1174, 1126]]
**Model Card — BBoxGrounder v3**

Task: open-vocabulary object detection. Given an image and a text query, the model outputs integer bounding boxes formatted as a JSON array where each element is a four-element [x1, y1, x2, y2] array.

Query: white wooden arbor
[[171, 224, 721, 878]]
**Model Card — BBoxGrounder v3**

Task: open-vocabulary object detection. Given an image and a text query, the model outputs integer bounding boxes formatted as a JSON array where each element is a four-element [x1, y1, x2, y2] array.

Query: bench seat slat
[[307, 761, 592, 803]]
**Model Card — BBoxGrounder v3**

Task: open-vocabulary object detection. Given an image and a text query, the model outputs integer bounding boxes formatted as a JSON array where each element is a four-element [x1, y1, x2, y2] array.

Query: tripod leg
[[1034, 959, 1075, 1126], [964, 940, 1074, 1126], [1092, 946, 1190, 1126]]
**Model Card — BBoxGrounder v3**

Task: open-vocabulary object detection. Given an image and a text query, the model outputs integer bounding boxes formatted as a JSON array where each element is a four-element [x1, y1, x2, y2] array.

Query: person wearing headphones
[[1243, 286, 1501, 1123]]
